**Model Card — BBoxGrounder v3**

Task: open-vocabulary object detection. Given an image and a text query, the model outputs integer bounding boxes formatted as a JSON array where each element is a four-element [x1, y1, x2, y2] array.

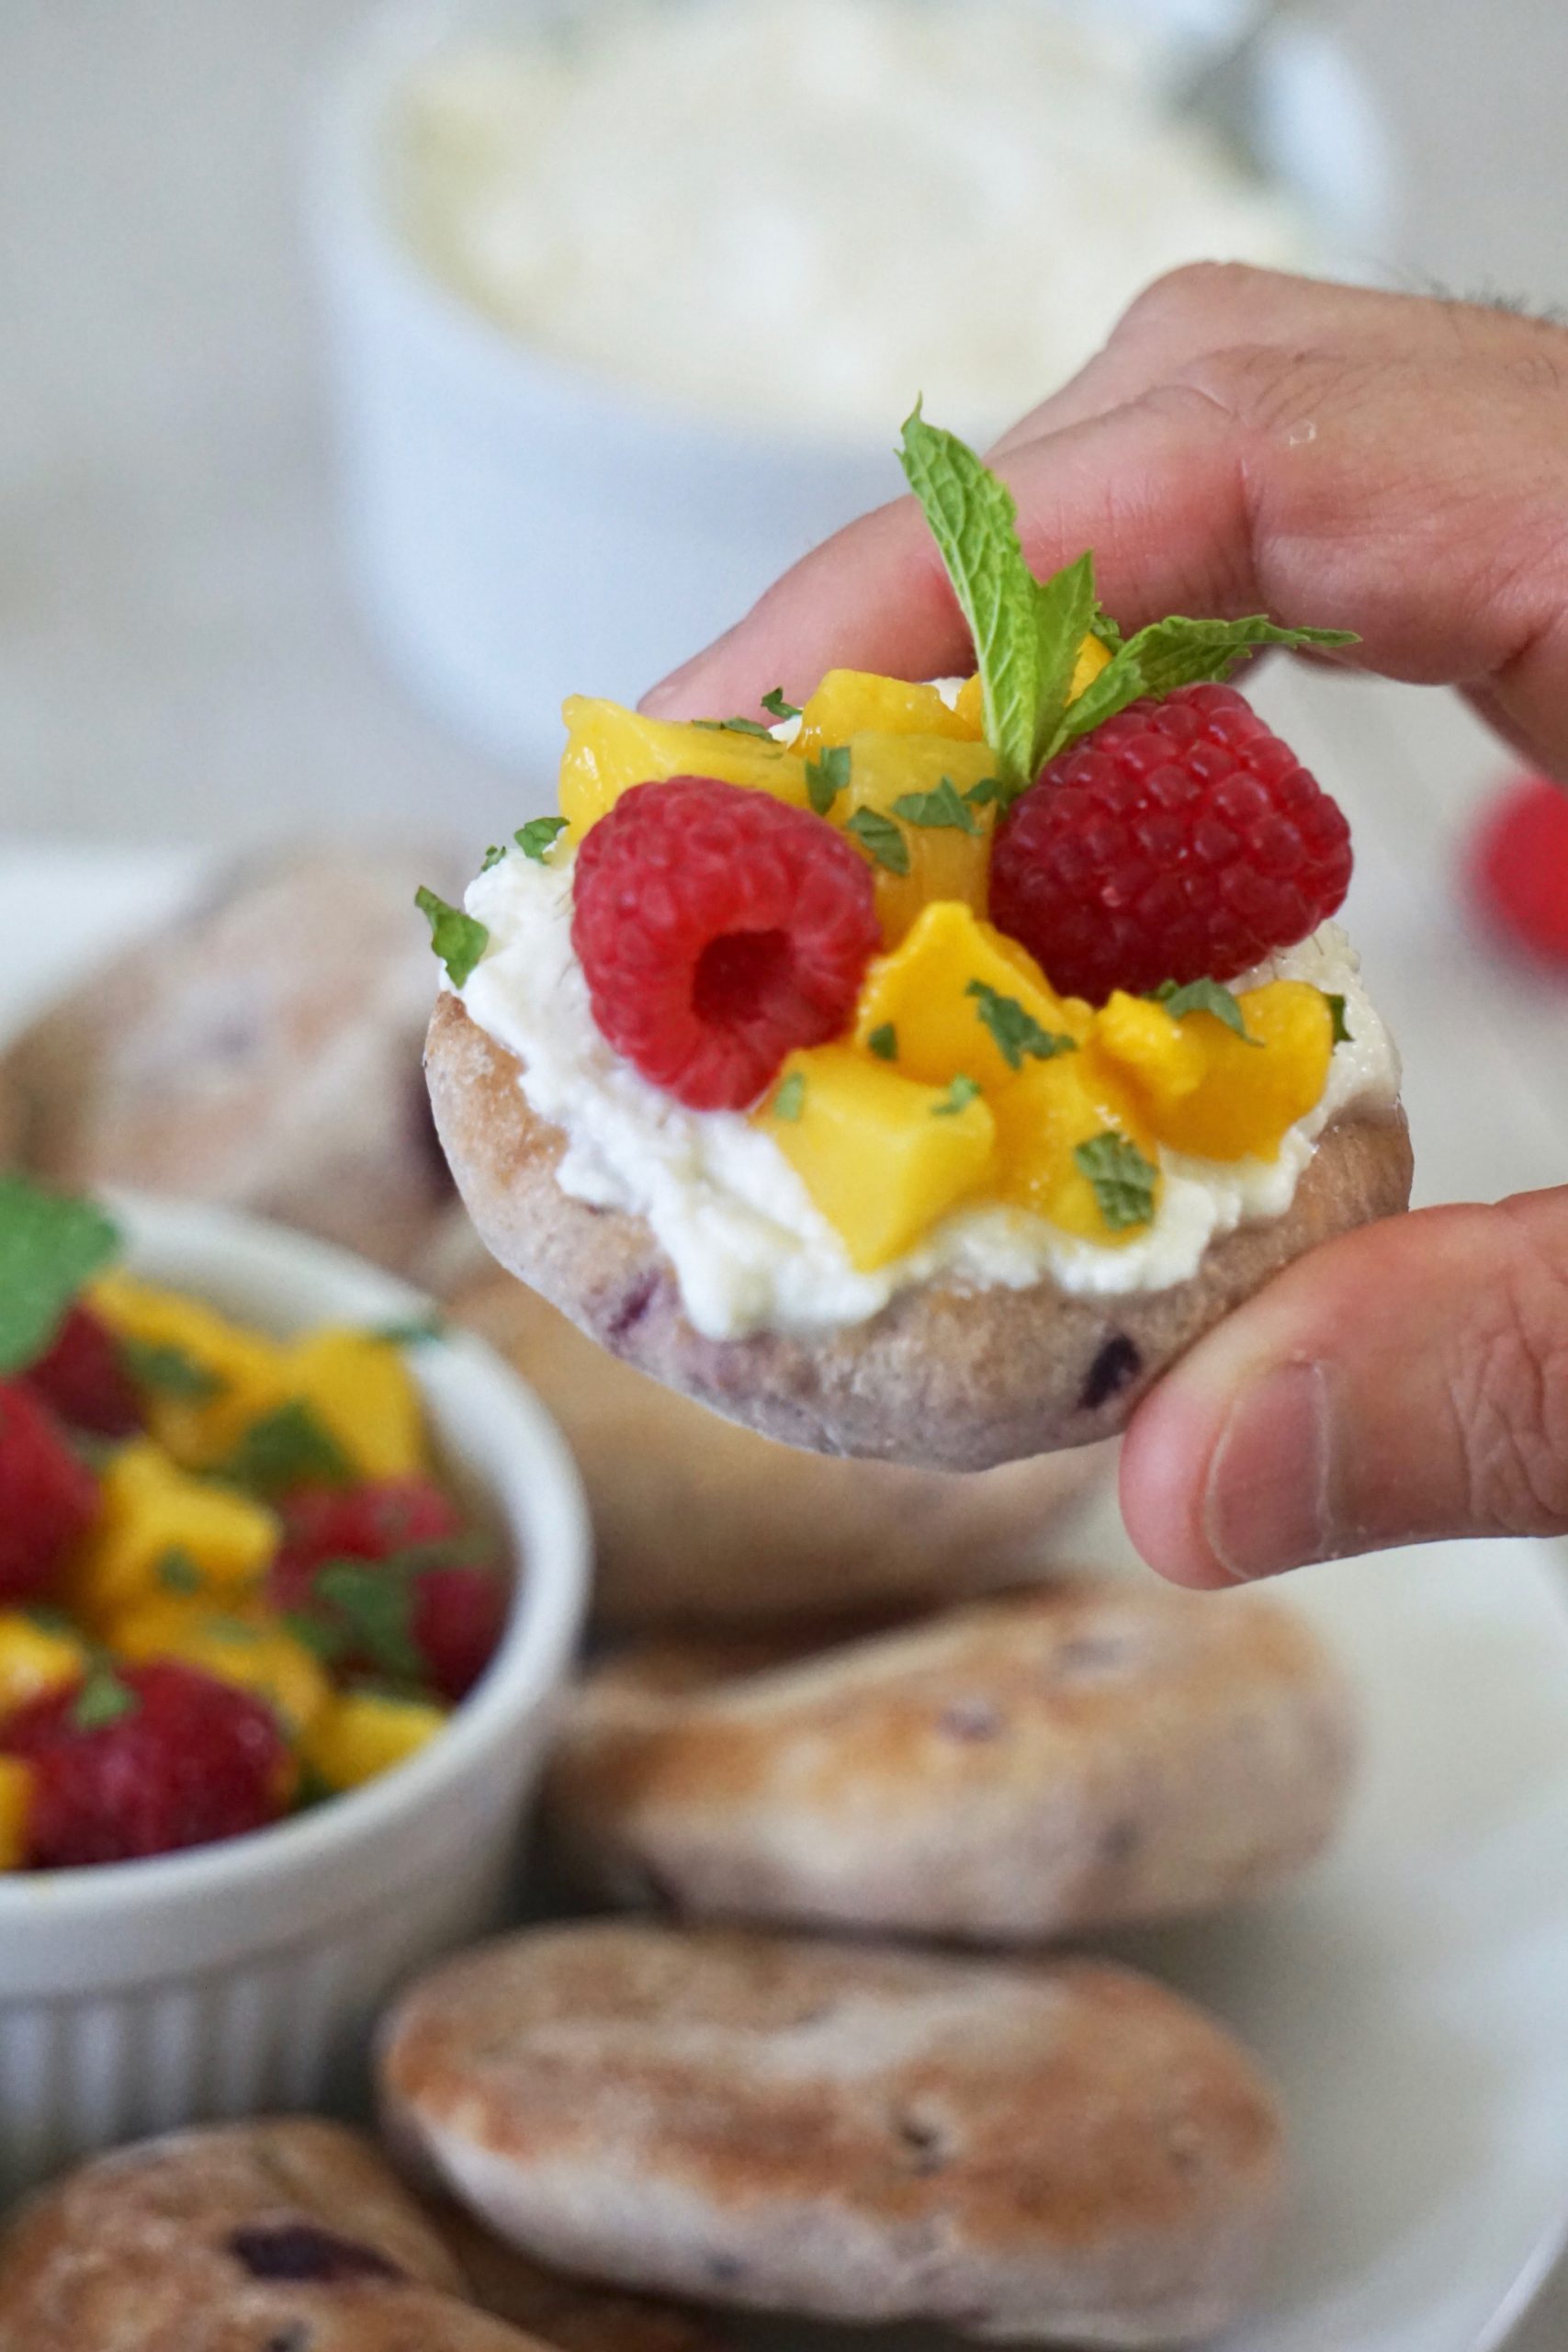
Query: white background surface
[[2, 4, 1567, 2341]]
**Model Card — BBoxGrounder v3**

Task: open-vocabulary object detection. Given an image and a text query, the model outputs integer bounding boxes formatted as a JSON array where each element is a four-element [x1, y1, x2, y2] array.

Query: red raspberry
[[571, 777, 880, 1110], [409, 1564, 509, 1702], [0, 1383, 100, 1604], [274, 1478, 463, 1571], [1, 1661, 288, 1867], [22, 1305, 142, 1439], [990, 684, 1353, 1002], [1468, 774, 1568, 963]]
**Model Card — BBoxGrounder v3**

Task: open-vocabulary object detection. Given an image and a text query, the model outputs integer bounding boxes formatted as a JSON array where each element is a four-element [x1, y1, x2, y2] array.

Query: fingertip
[[1118, 1378, 1233, 1589]]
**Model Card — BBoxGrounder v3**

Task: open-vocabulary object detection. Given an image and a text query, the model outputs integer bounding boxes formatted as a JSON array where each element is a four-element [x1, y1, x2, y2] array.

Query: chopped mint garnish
[[308, 1560, 422, 1679], [515, 816, 569, 864], [215, 1400, 353, 1499], [415, 886, 489, 987], [963, 777, 1006, 808], [72, 1667, 139, 1733], [761, 688, 802, 722], [479, 842, 507, 872], [369, 1311, 446, 1347], [1075, 1132, 1159, 1230], [897, 406, 1356, 804], [844, 805, 910, 875], [0, 1175, 119, 1378], [806, 744, 851, 818], [21, 1606, 75, 1637], [931, 1075, 983, 1117], [1149, 977, 1258, 1043], [893, 777, 980, 835], [693, 715, 773, 739], [120, 1336, 225, 1401], [771, 1071, 807, 1121], [1325, 991, 1352, 1046], [867, 1023, 898, 1062], [155, 1548, 203, 1597], [966, 980, 1078, 1071]]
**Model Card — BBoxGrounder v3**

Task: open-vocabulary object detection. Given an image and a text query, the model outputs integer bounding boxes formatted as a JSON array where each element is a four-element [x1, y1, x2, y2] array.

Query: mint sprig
[[1148, 977, 1258, 1043], [966, 980, 1078, 1071], [0, 1175, 120, 1378], [897, 408, 1357, 807], [1075, 1132, 1158, 1231], [516, 817, 568, 864], [415, 886, 488, 987]]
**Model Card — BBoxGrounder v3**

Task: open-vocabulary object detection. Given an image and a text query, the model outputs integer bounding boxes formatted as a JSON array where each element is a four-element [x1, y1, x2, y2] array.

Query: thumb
[[1119, 1188, 1568, 1585]]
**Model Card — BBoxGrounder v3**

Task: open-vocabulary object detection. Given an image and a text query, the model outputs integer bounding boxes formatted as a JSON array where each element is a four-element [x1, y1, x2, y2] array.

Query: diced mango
[[302, 1690, 447, 1793], [953, 632, 1114, 736], [1092, 992, 1211, 1119], [71, 1442, 278, 1626], [834, 733, 1001, 944], [558, 696, 812, 841], [0, 1760, 32, 1869], [0, 1611, 93, 1712], [1100, 981, 1334, 1162], [852, 901, 1092, 1096], [285, 1329, 425, 1483], [795, 671, 981, 756], [990, 1051, 1158, 1243], [110, 1597, 331, 1735], [90, 1271, 290, 1469], [757, 1045, 995, 1272]]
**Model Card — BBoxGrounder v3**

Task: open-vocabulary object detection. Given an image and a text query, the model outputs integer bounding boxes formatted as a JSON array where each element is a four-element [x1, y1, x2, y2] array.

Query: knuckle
[[1446, 1214, 1568, 1533], [1180, 341, 1388, 442], [1114, 260, 1262, 343]]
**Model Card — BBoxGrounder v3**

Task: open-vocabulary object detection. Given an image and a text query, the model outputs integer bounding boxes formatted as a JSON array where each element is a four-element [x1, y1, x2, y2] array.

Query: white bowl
[[311, 0, 1398, 773], [0, 1193, 589, 2199]]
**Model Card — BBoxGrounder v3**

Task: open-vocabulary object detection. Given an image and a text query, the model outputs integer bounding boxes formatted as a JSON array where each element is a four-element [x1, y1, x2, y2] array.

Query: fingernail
[[639, 630, 735, 717], [1202, 1360, 1333, 1580]]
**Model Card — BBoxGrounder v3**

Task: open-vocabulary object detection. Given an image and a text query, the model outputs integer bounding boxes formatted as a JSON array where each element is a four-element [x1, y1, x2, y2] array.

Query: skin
[[643, 266, 1568, 1587]]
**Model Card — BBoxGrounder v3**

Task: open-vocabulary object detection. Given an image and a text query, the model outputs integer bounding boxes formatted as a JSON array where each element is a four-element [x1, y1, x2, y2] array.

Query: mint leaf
[[893, 777, 980, 835], [1074, 1132, 1159, 1231], [844, 805, 909, 875], [1054, 615, 1357, 756], [415, 886, 488, 987], [771, 1071, 807, 1122], [966, 980, 1078, 1071], [1149, 977, 1258, 1043], [761, 689, 801, 722], [1325, 991, 1352, 1046], [866, 1023, 897, 1062], [155, 1547, 203, 1596], [1090, 602, 1125, 654], [963, 776, 1006, 808], [216, 1400, 353, 1499], [693, 715, 773, 739], [806, 744, 851, 818], [931, 1075, 982, 1117], [72, 1667, 140, 1733], [0, 1177, 119, 1378], [120, 1336, 225, 1401], [310, 1560, 422, 1680], [479, 842, 507, 872], [515, 817, 568, 864]]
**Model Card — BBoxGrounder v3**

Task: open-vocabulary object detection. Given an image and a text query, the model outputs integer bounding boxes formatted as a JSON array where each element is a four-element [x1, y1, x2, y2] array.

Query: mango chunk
[[558, 696, 812, 840], [285, 1329, 426, 1483], [90, 1272, 290, 1469], [953, 632, 1114, 737], [1092, 993, 1210, 1118], [1100, 981, 1334, 1161], [303, 1690, 447, 1793], [110, 1597, 331, 1735], [757, 1045, 995, 1272], [990, 1051, 1159, 1244], [0, 1760, 32, 1869], [72, 1441, 278, 1626], [834, 734, 1001, 944], [795, 671, 980, 755], [853, 901, 1092, 1096], [0, 1611, 93, 1713]]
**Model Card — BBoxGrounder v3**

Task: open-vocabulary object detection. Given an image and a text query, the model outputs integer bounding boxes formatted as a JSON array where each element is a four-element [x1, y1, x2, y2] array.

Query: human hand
[[644, 266, 1568, 1581]]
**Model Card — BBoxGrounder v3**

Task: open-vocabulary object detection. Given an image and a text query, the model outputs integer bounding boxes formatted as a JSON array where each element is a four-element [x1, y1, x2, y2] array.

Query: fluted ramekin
[[0, 1193, 588, 2199]]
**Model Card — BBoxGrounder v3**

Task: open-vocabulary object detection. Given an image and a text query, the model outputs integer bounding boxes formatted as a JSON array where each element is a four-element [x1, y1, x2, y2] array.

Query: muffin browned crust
[[426, 992, 1412, 1468]]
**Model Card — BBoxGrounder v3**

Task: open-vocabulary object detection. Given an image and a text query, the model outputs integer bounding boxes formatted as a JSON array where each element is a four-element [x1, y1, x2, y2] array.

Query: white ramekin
[[310, 0, 1397, 774], [0, 1194, 589, 2199]]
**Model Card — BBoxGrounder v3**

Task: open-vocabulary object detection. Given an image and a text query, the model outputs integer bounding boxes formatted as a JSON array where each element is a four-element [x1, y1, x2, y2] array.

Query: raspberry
[[275, 1478, 463, 1571], [409, 1564, 509, 1702], [22, 1305, 142, 1439], [571, 777, 880, 1110], [1468, 774, 1568, 963], [1, 1661, 288, 1866], [0, 1383, 100, 1604], [990, 684, 1352, 1002]]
